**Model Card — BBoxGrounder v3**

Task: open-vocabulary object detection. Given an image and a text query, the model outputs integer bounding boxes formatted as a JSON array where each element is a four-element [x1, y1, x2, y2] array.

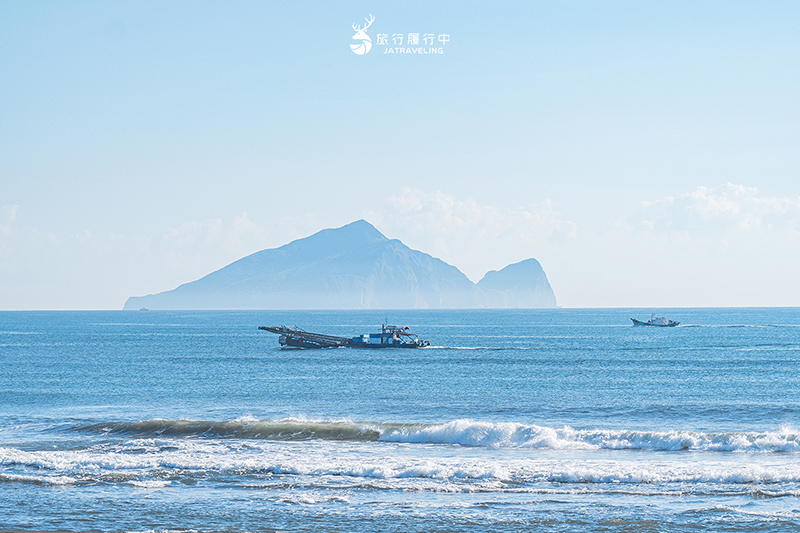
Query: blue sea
[[2, 308, 800, 532]]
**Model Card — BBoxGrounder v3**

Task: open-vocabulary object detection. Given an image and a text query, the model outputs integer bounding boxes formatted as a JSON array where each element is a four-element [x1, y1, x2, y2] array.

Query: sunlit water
[[2, 308, 800, 532]]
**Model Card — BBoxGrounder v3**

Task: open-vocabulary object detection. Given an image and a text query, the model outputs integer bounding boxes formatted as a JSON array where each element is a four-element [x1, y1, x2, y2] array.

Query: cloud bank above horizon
[[2, 182, 799, 309]]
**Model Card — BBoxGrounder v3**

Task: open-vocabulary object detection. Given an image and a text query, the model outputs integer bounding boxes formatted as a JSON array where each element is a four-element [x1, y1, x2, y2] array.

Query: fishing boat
[[631, 313, 679, 327], [258, 322, 430, 349]]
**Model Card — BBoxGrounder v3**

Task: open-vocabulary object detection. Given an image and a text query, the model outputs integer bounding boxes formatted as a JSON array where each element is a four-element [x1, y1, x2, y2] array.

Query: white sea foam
[[0, 472, 77, 485], [274, 492, 350, 505], [5, 418, 800, 502], [380, 420, 800, 453], [5, 438, 800, 489], [128, 479, 172, 489]]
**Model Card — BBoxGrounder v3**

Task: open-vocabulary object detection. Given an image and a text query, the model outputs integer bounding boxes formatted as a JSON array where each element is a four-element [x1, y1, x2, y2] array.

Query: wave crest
[[384, 420, 800, 452], [82, 418, 382, 442], [77, 418, 800, 452]]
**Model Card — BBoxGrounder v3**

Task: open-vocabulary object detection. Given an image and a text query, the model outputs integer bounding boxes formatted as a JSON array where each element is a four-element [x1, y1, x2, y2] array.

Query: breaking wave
[[81, 417, 385, 442], [5, 439, 800, 489], [76, 418, 800, 453]]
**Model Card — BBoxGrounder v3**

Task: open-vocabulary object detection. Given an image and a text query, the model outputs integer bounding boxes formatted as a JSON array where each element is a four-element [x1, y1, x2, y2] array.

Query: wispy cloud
[[0, 205, 19, 236], [365, 188, 575, 281], [629, 183, 800, 237], [0, 211, 287, 309], [155, 213, 268, 276], [570, 183, 800, 307]]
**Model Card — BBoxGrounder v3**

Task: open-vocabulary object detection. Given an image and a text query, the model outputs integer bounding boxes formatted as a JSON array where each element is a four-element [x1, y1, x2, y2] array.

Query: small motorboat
[[348, 322, 430, 348], [631, 313, 679, 327]]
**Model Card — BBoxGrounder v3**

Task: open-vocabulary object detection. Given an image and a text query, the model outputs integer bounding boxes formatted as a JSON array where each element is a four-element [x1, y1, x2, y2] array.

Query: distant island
[[123, 220, 557, 310]]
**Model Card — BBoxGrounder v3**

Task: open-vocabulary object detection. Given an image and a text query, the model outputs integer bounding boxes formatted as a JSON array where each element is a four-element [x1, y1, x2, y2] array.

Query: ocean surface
[[2, 308, 800, 532]]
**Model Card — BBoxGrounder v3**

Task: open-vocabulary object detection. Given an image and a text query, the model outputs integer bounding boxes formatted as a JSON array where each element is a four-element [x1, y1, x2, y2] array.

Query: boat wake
[[425, 346, 540, 350]]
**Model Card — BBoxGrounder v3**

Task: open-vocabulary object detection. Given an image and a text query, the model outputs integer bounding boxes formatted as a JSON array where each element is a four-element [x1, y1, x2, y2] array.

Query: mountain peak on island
[[302, 219, 387, 245], [281, 219, 388, 257], [477, 258, 557, 308], [123, 221, 557, 310]]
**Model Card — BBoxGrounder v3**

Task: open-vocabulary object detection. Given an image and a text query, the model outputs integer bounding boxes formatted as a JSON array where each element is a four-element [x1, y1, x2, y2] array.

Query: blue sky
[[2, 1, 800, 309]]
